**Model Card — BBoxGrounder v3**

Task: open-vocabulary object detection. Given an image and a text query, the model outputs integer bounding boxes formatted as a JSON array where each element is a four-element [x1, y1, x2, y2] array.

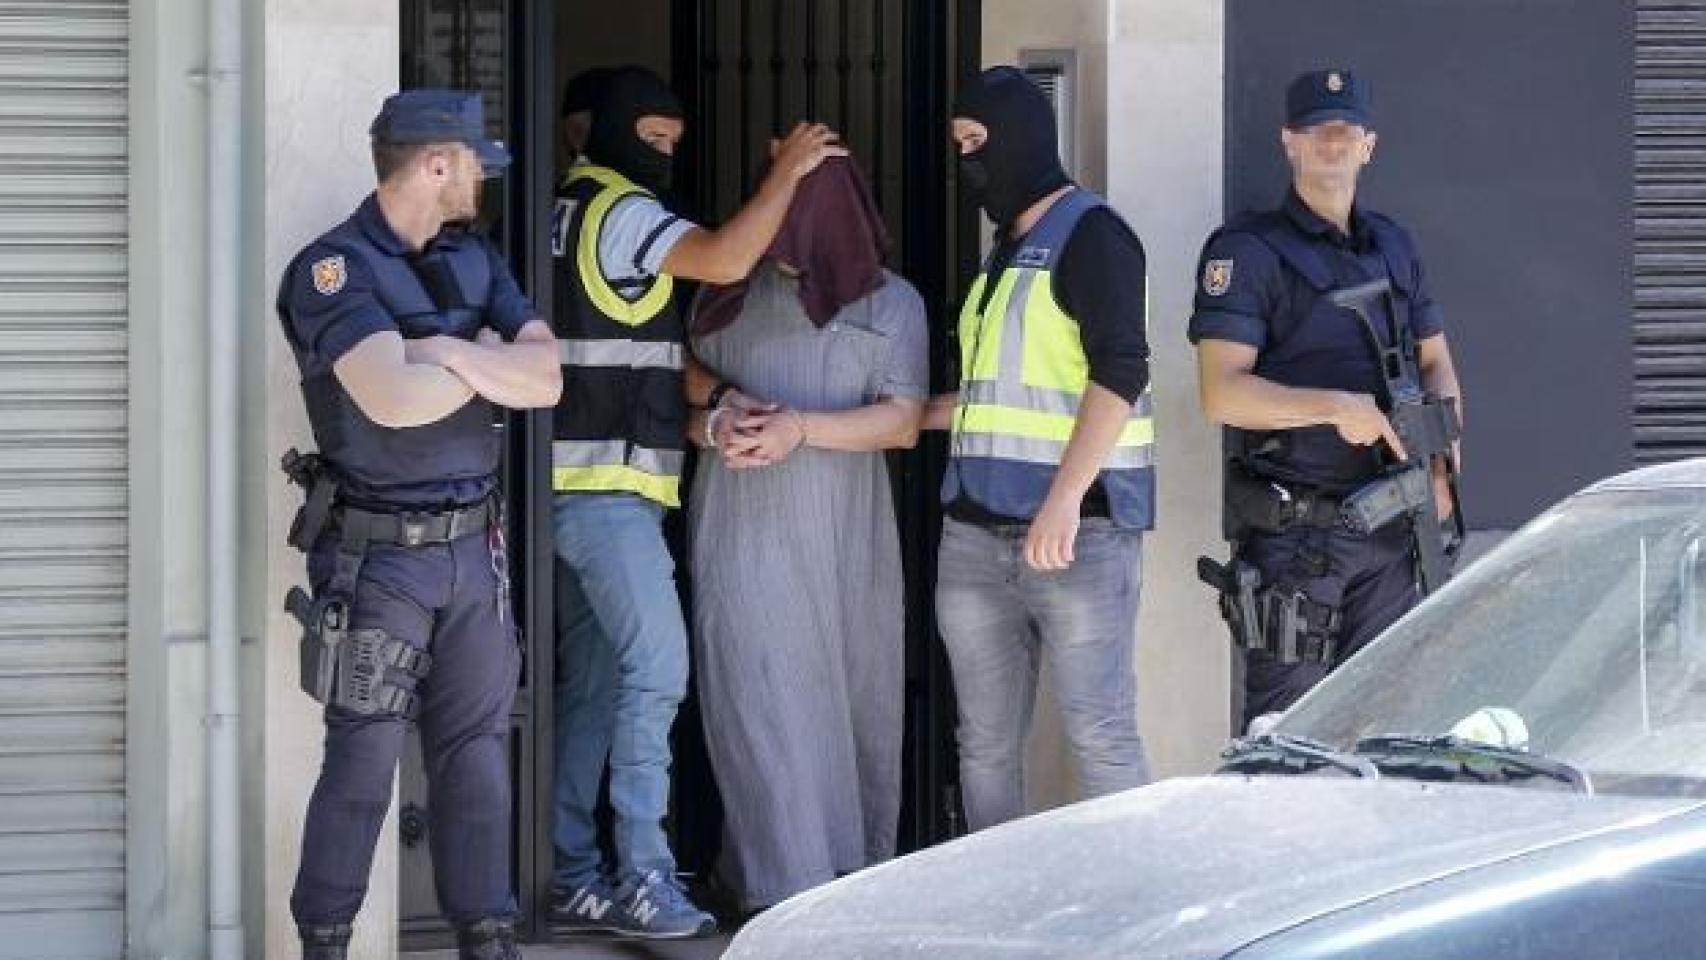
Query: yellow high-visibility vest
[[948, 188, 1156, 527]]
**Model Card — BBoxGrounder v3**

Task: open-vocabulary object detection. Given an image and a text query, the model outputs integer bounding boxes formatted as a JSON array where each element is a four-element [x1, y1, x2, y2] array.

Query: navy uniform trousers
[[290, 528, 520, 927], [1238, 520, 1419, 729]]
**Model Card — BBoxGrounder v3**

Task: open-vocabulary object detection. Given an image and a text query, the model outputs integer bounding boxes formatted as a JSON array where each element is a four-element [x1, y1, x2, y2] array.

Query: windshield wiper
[[1219, 733, 1381, 780], [1352, 734, 1594, 795]]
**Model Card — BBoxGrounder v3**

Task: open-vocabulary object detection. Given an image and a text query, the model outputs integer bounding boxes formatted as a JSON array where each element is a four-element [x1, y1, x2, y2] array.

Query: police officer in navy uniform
[[1189, 70, 1464, 730], [277, 89, 562, 960]]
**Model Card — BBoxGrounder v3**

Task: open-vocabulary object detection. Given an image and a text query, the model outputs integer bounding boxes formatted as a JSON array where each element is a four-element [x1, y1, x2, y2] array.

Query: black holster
[[1198, 555, 1342, 665], [284, 576, 432, 718], [283, 448, 339, 553], [280, 449, 433, 718]]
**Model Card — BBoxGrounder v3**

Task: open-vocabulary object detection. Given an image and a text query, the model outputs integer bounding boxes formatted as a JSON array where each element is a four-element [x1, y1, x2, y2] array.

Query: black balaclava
[[586, 66, 683, 194], [560, 65, 615, 119], [953, 66, 1071, 230]]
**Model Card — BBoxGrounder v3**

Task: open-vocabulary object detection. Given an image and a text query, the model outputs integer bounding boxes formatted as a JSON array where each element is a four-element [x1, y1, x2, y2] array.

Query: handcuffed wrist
[[704, 407, 728, 448], [707, 380, 737, 409]]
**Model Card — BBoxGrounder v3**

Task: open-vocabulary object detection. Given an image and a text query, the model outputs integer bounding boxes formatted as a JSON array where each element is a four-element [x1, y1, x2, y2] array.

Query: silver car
[[726, 459, 1706, 960]]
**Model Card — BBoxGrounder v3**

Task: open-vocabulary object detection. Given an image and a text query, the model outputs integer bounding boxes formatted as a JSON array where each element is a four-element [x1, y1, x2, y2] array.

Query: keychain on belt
[[488, 499, 511, 624]]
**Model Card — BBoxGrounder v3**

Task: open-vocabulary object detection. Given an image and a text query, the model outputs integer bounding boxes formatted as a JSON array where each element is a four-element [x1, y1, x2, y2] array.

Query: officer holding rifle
[[1189, 69, 1466, 730]]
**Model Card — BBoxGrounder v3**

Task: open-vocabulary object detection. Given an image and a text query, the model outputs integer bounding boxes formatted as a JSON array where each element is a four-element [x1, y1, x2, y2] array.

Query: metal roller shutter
[[1637, 1, 1706, 463], [0, 1, 128, 957]]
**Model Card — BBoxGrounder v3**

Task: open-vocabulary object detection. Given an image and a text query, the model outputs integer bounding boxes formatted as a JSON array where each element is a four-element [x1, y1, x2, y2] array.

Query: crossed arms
[[333, 320, 562, 427]]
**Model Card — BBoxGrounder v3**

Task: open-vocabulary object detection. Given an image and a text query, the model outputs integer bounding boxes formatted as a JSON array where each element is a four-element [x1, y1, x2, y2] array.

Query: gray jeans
[[935, 516, 1150, 831]]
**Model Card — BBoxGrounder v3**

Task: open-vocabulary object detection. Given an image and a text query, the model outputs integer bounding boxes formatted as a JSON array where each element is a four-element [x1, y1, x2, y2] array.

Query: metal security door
[[0, 1, 130, 957], [399, 0, 554, 947], [1637, 1, 1706, 463]]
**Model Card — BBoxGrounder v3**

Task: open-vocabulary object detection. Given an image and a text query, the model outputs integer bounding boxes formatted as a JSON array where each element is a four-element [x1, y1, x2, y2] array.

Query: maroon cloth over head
[[692, 155, 890, 337]]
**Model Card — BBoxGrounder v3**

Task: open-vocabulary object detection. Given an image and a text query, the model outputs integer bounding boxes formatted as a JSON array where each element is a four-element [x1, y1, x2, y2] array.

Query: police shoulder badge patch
[[311, 255, 347, 296], [1203, 258, 1234, 297]]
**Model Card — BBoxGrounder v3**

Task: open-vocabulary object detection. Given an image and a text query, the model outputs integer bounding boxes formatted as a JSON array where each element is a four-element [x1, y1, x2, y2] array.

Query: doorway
[[399, 0, 980, 945]]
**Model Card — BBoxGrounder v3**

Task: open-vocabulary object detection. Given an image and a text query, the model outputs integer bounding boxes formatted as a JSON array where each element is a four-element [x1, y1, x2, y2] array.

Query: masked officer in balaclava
[[556, 65, 613, 171], [546, 65, 844, 938], [922, 66, 1156, 832]]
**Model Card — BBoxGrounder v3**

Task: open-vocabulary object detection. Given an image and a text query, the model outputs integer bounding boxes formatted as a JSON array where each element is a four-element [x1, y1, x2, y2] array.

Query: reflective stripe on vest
[[568, 164, 675, 326], [557, 339, 685, 370], [551, 440, 684, 506], [951, 190, 1155, 471], [552, 163, 685, 506]]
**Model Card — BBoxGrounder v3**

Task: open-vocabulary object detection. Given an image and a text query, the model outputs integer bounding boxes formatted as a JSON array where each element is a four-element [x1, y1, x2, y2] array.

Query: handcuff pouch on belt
[[1224, 470, 1343, 535]]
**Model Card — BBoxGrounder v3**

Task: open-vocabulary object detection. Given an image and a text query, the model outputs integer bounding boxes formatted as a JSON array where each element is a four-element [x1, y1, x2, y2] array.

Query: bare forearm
[[1203, 370, 1351, 432], [1418, 334, 1463, 464], [438, 335, 562, 409], [670, 174, 798, 284], [686, 406, 716, 448], [718, 177, 795, 270], [1044, 383, 1134, 504], [364, 365, 477, 427], [684, 354, 720, 406], [800, 399, 922, 452], [338, 333, 477, 428], [1421, 357, 1463, 424], [921, 391, 957, 431]]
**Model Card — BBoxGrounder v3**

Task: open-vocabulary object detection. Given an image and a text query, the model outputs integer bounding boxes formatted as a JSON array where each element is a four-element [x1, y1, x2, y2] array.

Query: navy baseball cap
[[1285, 69, 1372, 129], [370, 89, 512, 175]]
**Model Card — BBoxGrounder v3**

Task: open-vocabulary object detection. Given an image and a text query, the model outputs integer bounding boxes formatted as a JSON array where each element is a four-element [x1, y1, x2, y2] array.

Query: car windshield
[[1277, 487, 1706, 799]]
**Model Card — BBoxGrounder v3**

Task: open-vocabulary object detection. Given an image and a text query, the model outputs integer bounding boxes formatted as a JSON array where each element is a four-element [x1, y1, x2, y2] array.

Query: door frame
[[406, 0, 982, 942]]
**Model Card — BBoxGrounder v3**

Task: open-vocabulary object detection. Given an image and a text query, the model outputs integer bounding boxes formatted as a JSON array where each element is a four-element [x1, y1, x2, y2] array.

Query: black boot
[[298, 922, 352, 960], [457, 917, 522, 960]]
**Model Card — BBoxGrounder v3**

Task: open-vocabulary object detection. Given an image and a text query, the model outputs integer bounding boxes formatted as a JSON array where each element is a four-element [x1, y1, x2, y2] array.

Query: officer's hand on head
[[1331, 392, 1407, 460], [768, 123, 849, 183], [475, 327, 504, 347], [1024, 494, 1080, 572]]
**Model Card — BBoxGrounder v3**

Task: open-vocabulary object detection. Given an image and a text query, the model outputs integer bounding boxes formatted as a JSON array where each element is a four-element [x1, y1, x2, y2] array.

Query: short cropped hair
[[371, 139, 454, 183]]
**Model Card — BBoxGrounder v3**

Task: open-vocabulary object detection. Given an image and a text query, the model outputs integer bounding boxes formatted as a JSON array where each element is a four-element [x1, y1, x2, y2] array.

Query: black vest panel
[[1222, 209, 1421, 491], [550, 174, 686, 454]]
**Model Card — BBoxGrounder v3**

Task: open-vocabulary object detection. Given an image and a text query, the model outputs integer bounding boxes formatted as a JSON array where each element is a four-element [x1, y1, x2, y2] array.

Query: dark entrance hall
[[396, 0, 981, 946]]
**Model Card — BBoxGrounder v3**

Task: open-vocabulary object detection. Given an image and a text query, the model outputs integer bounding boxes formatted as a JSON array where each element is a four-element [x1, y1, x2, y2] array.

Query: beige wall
[[981, 0, 1110, 193], [257, 2, 401, 957], [1107, 0, 1232, 779], [980, 0, 1231, 813]]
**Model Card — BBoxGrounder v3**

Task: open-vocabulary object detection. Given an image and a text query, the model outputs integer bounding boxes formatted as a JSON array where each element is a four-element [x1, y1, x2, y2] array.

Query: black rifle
[[1327, 279, 1464, 594]]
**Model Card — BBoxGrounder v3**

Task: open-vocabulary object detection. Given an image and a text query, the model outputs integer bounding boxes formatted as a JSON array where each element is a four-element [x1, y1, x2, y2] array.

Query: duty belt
[[332, 500, 495, 547], [1228, 468, 1428, 539], [1225, 471, 1345, 535]]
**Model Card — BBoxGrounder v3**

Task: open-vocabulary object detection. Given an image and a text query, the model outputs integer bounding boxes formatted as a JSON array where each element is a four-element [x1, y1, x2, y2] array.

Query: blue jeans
[[935, 517, 1151, 831], [551, 493, 689, 890]]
